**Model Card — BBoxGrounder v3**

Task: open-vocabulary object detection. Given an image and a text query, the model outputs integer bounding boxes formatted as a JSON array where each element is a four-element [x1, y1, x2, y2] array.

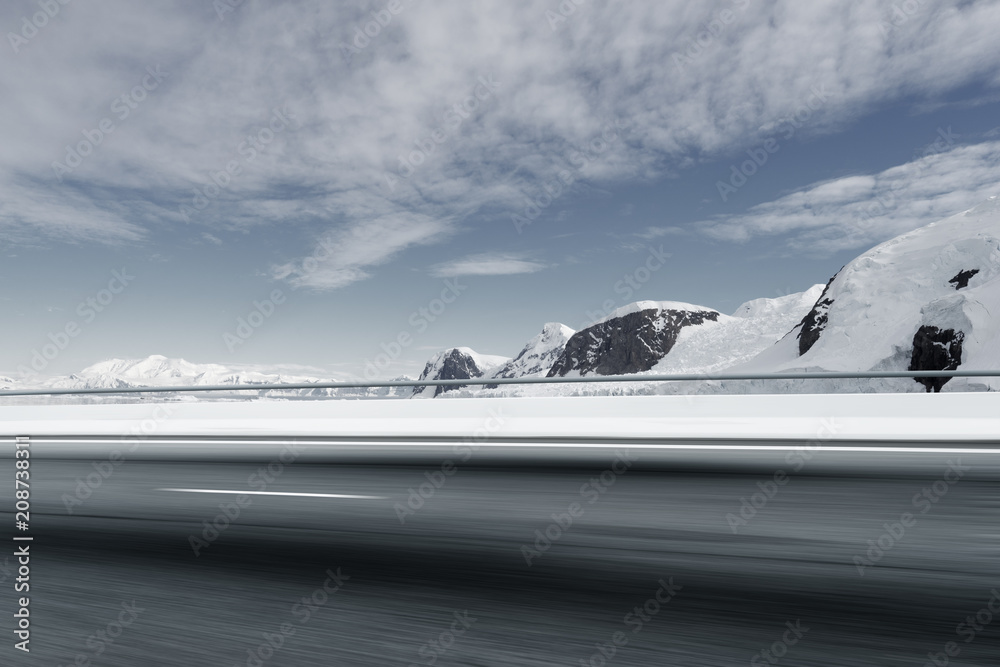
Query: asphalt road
[[2, 444, 1000, 666]]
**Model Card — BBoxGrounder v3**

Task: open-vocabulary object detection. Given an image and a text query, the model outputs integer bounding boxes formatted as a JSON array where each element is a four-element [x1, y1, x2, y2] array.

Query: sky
[[2, 0, 1000, 380]]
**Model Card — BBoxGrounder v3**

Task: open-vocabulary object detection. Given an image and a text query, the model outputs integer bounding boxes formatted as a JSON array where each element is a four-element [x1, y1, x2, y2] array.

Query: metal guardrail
[[0, 370, 997, 397]]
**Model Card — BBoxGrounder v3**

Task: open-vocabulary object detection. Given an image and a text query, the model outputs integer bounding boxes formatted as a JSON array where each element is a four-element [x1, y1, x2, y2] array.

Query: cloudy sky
[[2, 0, 1000, 379]]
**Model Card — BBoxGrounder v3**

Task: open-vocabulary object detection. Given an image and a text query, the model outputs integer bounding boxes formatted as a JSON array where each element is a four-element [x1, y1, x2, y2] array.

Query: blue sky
[[2, 0, 1000, 379]]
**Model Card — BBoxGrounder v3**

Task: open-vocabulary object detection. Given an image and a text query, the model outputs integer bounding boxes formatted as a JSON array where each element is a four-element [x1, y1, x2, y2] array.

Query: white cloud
[[0, 181, 145, 246], [271, 215, 452, 290], [2, 0, 1000, 282], [636, 226, 688, 240], [429, 252, 548, 278], [698, 140, 1000, 253]]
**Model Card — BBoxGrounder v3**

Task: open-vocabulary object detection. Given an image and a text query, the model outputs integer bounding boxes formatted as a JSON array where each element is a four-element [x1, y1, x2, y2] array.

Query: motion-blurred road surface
[[3, 439, 999, 666]]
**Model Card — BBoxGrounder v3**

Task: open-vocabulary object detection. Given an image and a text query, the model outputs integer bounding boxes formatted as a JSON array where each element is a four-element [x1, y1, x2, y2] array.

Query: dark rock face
[[547, 308, 719, 377], [908, 326, 965, 393], [414, 349, 485, 397], [948, 269, 980, 290], [797, 272, 839, 356]]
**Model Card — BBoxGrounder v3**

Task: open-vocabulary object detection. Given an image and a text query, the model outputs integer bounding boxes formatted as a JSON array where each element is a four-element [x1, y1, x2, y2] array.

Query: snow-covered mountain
[[491, 323, 575, 381], [427, 289, 822, 398], [4, 197, 997, 400], [423, 196, 998, 397], [45, 355, 325, 391], [533, 289, 823, 380], [548, 301, 722, 376], [739, 195, 1000, 392], [62, 356, 297, 388], [23, 355, 412, 400], [411, 347, 510, 398], [413, 325, 574, 397], [650, 286, 825, 375]]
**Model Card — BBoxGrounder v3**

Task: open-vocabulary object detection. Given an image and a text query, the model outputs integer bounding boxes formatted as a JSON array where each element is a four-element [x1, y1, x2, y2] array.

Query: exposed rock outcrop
[[948, 269, 980, 290], [908, 326, 965, 393], [548, 306, 720, 376], [796, 272, 839, 356], [412, 348, 509, 397]]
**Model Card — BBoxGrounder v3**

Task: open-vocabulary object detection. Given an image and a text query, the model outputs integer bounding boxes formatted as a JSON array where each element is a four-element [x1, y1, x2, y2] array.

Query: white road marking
[[157, 488, 386, 499]]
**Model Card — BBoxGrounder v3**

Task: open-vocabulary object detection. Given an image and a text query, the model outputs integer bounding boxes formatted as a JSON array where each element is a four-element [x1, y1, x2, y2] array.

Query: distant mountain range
[[412, 195, 1000, 396], [0, 356, 411, 400], [409, 288, 825, 396], [4, 196, 998, 399]]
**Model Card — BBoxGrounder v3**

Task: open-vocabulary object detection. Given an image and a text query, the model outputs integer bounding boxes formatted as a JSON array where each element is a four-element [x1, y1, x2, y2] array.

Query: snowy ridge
[[23, 355, 412, 400], [49, 355, 333, 391], [491, 323, 576, 380], [651, 285, 825, 375], [737, 196, 1000, 391], [549, 305, 722, 377], [411, 347, 510, 398], [732, 286, 825, 320], [594, 300, 720, 325]]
